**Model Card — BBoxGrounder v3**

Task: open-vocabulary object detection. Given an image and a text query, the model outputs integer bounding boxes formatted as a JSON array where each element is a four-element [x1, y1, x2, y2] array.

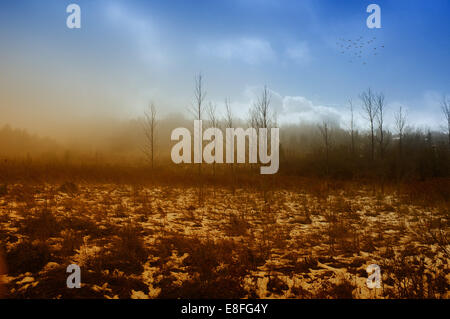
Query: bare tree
[[375, 92, 386, 158], [360, 88, 378, 161], [143, 102, 157, 169], [190, 74, 206, 121], [207, 102, 219, 128], [248, 86, 272, 174], [394, 106, 407, 156], [189, 74, 206, 204], [442, 95, 450, 147], [249, 105, 258, 129], [318, 121, 331, 177], [224, 98, 233, 129], [224, 98, 236, 193], [206, 101, 219, 177], [348, 99, 356, 155], [252, 85, 272, 129], [189, 73, 206, 170]]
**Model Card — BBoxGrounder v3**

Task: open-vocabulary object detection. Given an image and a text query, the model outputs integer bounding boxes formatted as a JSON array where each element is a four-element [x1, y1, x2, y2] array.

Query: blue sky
[[0, 0, 449, 136]]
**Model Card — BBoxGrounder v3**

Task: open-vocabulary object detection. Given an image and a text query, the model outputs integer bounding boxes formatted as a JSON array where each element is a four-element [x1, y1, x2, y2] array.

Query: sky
[[0, 0, 449, 139]]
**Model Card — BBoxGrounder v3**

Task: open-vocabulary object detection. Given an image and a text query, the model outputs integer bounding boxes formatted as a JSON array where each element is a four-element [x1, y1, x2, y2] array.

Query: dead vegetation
[[0, 176, 448, 299]]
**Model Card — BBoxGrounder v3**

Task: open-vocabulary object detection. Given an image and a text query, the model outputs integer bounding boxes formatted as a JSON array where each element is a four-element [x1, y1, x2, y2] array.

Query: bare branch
[[143, 102, 157, 169], [251, 85, 272, 129], [189, 73, 206, 121], [394, 106, 407, 137], [359, 88, 378, 161], [349, 99, 356, 155], [224, 98, 233, 128], [206, 102, 219, 128], [375, 92, 386, 157]]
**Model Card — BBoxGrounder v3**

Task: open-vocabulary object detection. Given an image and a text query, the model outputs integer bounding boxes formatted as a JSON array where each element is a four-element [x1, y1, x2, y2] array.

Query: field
[[0, 177, 448, 299]]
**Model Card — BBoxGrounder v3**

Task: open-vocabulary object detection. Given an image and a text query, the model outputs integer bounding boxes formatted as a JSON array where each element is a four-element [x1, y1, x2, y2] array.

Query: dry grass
[[0, 176, 448, 299]]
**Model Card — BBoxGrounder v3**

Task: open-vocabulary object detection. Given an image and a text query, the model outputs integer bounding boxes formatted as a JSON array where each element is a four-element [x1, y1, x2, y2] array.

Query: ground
[[0, 181, 448, 299]]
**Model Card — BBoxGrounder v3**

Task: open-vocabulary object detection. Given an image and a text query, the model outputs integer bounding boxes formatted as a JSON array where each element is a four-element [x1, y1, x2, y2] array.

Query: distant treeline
[[0, 122, 448, 183], [280, 124, 450, 180]]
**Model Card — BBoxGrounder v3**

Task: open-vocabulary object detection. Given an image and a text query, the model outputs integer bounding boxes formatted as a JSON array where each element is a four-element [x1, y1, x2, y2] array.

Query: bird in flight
[[336, 36, 385, 65]]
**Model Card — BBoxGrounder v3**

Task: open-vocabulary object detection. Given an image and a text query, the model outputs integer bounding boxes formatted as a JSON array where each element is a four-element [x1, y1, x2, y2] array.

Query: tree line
[[143, 76, 450, 181]]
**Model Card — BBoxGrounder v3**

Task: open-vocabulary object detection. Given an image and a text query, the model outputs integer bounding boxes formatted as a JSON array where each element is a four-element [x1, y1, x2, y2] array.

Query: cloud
[[271, 91, 342, 126], [198, 37, 276, 65], [280, 101, 342, 126], [242, 86, 283, 113], [283, 96, 314, 113], [234, 86, 342, 126]]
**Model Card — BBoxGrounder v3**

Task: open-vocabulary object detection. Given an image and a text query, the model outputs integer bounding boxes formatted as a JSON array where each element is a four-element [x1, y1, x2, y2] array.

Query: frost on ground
[[0, 181, 448, 299]]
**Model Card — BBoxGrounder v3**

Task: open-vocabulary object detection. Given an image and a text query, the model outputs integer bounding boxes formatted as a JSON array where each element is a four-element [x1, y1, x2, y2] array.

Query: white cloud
[[198, 37, 276, 65], [228, 86, 343, 126], [279, 102, 342, 126], [243, 86, 283, 113], [277, 93, 342, 126], [283, 96, 314, 113]]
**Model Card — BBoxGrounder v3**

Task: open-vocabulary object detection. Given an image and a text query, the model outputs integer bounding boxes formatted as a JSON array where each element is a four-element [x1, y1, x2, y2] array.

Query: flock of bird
[[336, 36, 385, 65]]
